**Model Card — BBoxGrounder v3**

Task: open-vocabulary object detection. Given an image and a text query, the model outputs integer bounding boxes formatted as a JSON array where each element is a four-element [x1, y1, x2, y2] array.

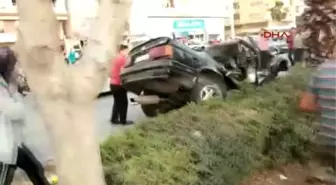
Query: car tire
[[141, 104, 162, 117], [190, 75, 227, 103], [141, 103, 174, 117]]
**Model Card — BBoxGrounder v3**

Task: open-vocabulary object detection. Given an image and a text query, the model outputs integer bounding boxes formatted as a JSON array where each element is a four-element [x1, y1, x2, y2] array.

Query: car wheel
[[141, 103, 174, 117], [141, 104, 161, 117], [190, 75, 227, 103]]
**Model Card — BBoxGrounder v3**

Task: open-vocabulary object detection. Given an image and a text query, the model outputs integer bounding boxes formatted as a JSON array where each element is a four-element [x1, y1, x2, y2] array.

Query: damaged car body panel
[[121, 37, 231, 94]]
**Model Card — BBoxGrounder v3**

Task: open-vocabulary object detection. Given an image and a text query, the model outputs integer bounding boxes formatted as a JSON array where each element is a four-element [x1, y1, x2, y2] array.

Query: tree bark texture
[[301, 0, 336, 58], [14, 0, 132, 185]]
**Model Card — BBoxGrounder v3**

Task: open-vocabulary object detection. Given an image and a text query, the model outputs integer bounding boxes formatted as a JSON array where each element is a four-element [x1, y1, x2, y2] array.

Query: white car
[[100, 78, 111, 94]]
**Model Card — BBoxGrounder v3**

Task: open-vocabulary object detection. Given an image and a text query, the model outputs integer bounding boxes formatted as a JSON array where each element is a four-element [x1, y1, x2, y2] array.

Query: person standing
[[110, 45, 133, 125], [299, 0, 336, 182], [258, 29, 270, 71], [286, 27, 296, 65], [300, 59, 336, 183], [293, 28, 309, 63], [0, 47, 51, 185]]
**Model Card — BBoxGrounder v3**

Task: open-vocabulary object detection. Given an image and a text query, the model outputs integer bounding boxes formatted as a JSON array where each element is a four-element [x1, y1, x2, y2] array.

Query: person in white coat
[[0, 47, 50, 185]]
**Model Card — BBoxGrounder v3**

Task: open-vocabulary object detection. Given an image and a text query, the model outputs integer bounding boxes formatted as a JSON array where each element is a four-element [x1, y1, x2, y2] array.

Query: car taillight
[[148, 45, 173, 59]]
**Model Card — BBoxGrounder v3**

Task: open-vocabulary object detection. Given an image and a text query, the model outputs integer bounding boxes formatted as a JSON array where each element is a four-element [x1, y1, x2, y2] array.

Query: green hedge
[[101, 66, 316, 185]]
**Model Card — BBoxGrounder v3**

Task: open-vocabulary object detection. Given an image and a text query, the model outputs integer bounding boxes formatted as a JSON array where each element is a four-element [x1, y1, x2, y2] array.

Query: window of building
[[234, 13, 240, 20], [250, 0, 263, 6], [233, 1, 240, 9], [224, 5, 229, 11], [249, 13, 261, 19], [163, 0, 175, 8]]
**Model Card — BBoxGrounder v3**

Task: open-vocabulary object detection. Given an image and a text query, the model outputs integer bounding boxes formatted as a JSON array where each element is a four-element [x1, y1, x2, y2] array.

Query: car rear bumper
[[120, 59, 197, 94]]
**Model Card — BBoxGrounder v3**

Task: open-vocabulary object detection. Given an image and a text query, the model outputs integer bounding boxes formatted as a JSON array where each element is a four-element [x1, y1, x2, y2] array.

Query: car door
[[185, 50, 202, 68]]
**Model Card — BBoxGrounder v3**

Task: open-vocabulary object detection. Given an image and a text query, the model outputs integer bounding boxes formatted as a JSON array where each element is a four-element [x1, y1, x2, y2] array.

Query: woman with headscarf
[[0, 47, 51, 185]]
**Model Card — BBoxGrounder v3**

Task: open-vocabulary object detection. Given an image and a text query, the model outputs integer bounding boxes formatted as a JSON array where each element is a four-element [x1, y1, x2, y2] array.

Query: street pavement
[[21, 93, 146, 165]]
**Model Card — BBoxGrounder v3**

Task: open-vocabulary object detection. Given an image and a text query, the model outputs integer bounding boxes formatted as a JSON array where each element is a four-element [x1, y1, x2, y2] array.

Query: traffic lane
[[21, 93, 145, 164]]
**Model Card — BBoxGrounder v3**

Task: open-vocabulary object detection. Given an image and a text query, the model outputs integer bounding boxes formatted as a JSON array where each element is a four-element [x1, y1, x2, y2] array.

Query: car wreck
[[120, 36, 290, 117]]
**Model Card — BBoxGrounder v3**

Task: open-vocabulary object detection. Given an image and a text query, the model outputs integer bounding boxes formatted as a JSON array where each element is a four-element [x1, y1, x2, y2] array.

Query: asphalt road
[[21, 93, 145, 164]]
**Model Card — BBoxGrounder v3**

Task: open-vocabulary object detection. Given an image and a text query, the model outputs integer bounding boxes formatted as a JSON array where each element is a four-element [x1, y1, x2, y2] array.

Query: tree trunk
[[301, 0, 336, 58], [14, 0, 132, 184]]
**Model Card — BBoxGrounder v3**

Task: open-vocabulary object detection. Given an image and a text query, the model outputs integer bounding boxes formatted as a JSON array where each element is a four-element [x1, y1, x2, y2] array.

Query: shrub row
[[101, 66, 316, 185]]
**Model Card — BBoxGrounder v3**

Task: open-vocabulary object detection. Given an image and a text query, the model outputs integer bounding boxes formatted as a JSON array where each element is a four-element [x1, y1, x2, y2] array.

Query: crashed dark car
[[120, 36, 289, 117], [196, 37, 290, 84]]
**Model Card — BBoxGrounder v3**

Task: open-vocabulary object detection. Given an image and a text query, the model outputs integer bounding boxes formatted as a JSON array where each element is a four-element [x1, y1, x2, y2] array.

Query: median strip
[[101, 66, 315, 185]]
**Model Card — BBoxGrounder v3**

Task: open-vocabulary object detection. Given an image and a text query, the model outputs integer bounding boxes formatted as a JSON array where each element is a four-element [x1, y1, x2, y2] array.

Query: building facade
[[65, 0, 99, 39], [0, 0, 69, 45], [294, 0, 306, 26], [228, 0, 297, 36], [38, 0, 234, 43]]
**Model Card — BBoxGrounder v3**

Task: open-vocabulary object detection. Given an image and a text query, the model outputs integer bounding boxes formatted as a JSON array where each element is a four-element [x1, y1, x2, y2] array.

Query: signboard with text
[[173, 19, 205, 30]]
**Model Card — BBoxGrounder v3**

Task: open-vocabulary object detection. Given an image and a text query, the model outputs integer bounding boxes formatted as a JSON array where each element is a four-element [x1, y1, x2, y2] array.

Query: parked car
[[120, 36, 288, 117]]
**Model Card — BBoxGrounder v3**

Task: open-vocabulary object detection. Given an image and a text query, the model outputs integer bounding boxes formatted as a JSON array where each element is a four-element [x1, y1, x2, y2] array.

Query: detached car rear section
[[121, 37, 231, 117], [121, 42, 197, 96]]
